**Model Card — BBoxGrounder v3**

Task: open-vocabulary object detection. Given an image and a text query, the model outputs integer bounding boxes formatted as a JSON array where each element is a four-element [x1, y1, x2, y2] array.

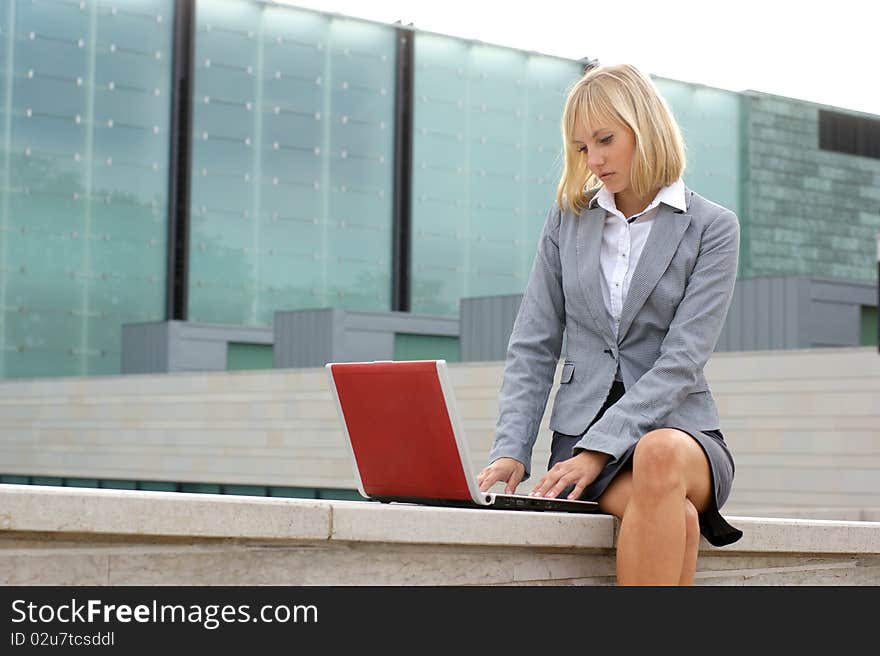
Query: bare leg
[[678, 499, 701, 586], [606, 430, 712, 586], [597, 469, 703, 585]]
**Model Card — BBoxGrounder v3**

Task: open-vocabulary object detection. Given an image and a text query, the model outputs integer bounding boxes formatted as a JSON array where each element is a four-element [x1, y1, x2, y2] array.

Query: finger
[[505, 469, 523, 495], [530, 472, 557, 497], [478, 470, 503, 492], [567, 479, 588, 501], [477, 467, 494, 485], [528, 475, 546, 497], [546, 472, 577, 499]]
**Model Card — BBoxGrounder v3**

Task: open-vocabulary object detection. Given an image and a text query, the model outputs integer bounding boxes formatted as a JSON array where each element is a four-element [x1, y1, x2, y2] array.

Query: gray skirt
[[548, 380, 742, 547]]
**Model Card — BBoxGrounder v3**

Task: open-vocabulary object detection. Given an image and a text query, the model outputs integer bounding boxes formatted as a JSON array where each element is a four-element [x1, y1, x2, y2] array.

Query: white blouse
[[592, 178, 687, 381]]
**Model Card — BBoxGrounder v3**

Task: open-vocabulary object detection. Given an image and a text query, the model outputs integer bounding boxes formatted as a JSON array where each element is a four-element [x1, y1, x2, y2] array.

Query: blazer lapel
[[616, 200, 692, 342], [576, 205, 617, 348]]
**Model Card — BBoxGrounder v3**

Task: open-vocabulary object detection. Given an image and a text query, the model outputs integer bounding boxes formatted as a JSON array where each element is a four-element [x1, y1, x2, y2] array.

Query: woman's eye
[[577, 146, 587, 153], [600, 135, 613, 144]]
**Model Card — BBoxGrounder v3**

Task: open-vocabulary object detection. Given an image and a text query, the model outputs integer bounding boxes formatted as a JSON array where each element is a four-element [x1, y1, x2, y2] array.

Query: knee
[[632, 430, 687, 496]]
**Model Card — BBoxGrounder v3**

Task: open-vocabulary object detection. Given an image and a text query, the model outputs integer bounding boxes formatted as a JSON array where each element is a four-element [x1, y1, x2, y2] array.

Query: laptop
[[325, 359, 599, 513]]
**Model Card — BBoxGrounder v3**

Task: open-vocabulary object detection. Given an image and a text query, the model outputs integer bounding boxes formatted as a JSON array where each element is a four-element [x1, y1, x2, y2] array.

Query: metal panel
[[343, 330, 395, 362], [715, 276, 877, 352], [741, 277, 758, 349], [169, 322, 272, 372], [344, 310, 458, 335], [755, 278, 772, 347], [460, 294, 522, 362], [123, 321, 272, 373], [795, 277, 814, 348], [459, 293, 567, 362], [169, 323, 227, 372], [783, 276, 800, 349], [273, 309, 336, 369], [809, 302, 860, 346], [810, 277, 877, 305], [121, 322, 171, 374], [274, 308, 458, 367]]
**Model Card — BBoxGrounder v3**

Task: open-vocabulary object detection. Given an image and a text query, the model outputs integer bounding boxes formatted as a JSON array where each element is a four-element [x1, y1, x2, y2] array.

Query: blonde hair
[[555, 63, 686, 214]]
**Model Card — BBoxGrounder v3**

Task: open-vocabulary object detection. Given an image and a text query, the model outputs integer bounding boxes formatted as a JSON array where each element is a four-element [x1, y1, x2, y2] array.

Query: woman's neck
[[615, 188, 658, 220]]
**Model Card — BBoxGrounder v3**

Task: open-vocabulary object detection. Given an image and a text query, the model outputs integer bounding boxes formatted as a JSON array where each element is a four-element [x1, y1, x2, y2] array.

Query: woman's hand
[[477, 457, 525, 495], [529, 451, 611, 500]]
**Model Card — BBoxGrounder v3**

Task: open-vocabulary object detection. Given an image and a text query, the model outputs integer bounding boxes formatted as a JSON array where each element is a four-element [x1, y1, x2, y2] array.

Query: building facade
[[0, 0, 878, 382]]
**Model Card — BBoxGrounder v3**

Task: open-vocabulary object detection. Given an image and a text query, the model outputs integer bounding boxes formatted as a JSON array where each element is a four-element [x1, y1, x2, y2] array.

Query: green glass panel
[[411, 33, 581, 316], [64, 477, 99, 488], [222, 484, 268, 496], [315, 488, 364, 501], [227, 341, 273, 370], [31, 476, 63, 486], [393, 333, 460, 363], [654, 78, 741, 215], [268, 486, 318, 498], [189, 1, 396, 327], [0, 475, 30, 484], [100, 479, 137, 490], [180, 483, 222, 494], [137, 481, 178, 492], [0, 0, 172, 380], [861, 305, 878, 347]]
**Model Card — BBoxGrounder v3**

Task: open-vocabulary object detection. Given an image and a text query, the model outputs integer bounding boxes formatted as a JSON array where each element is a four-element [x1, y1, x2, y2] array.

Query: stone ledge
[[2, 485, 880, 585], [3, 484, 880, 554], [0, 485, 615, 550], [0, 484, 331, 541]]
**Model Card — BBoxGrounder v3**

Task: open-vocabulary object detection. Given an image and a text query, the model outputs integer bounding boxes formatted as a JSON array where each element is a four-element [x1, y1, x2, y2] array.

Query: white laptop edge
[[433, 360, 493, 506]]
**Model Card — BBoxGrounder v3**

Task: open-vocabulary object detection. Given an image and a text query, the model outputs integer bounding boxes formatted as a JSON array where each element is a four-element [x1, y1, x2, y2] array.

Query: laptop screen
[[328, 361, 473, 501]]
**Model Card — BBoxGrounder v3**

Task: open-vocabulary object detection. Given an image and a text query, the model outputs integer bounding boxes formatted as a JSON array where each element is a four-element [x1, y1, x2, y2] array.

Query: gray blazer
[[489, 186, 740, 480]]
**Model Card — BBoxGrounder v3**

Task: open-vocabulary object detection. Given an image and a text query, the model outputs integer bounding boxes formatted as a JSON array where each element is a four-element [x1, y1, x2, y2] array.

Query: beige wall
[[0, 346, 878, 514]]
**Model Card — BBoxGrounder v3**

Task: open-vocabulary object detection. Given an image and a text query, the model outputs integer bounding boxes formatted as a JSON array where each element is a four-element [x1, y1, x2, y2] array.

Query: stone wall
[[743, 92, 880, 282], [0, 348, 878, 516]]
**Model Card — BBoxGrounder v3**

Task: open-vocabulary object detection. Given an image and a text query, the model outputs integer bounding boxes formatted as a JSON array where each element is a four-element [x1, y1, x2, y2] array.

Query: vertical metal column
[[391, 25, 414, 312], [166, 0, 195, 320]]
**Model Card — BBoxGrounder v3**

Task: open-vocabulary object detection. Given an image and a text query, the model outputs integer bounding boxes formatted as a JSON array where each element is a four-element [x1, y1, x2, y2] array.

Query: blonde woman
[[477, 63, 742, 585]]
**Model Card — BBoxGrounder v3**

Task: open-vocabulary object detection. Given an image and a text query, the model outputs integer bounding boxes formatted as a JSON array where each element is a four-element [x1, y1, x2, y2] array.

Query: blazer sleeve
[[573, 208, 740, 463], [487, 203, 565, 480]]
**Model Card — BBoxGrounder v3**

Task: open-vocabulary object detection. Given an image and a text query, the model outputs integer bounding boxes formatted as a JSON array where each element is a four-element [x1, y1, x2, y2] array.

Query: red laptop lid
[[328, 360, 473, 501]]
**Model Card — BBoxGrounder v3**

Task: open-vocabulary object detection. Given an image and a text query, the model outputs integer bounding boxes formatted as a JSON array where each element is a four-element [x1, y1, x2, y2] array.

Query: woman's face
[[572, 116, 637, 196]]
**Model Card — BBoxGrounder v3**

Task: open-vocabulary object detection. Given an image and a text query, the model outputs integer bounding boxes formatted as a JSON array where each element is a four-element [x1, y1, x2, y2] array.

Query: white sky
[[277, 0, 880, 117]]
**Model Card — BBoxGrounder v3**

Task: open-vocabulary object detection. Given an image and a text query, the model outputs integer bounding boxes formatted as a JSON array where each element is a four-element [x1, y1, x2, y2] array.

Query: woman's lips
[[600, 172, 615, 181]]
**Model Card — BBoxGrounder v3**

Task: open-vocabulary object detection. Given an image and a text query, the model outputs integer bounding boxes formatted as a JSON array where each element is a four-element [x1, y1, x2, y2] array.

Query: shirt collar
[[589, 178, 687, 219]]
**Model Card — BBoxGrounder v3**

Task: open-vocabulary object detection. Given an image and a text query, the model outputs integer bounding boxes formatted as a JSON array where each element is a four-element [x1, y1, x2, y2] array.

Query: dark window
[[819, 110, 880, 159]]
